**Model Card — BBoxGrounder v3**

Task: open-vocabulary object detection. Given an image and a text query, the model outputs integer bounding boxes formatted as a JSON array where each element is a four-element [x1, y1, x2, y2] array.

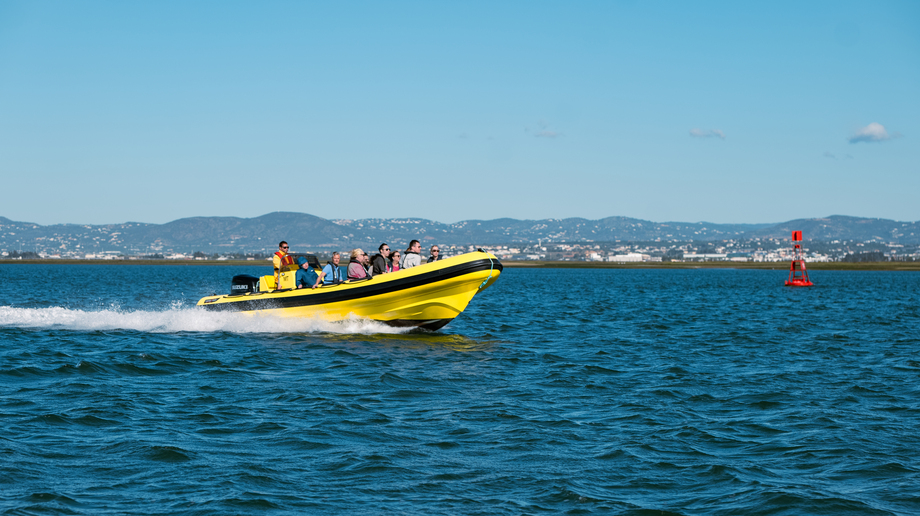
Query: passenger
[[295, 256, 325, 289], [390, 250, 401, 272], [427, 245, 441, 263], [272, 241, 296, 289], [347, 248, 371, 280], [371, 243, 391, 275], [322, 252, 344, 285], [362, 252, 375, 276], [401, 240, 422, 269]]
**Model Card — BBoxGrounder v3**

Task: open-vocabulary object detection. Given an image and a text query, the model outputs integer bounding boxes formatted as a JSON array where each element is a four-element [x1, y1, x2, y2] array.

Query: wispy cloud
[[689, 128, 725, 139], [824, 151, 836, 159], [849, 122, 899, 144], [526, 120, 562, 139]]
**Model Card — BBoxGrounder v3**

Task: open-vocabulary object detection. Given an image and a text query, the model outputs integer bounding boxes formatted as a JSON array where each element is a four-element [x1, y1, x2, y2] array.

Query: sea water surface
[[0, 264, 918, 515]]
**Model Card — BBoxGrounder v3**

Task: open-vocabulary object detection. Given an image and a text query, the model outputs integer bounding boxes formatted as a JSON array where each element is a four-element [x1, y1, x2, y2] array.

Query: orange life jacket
[[274, 251, 296, 272]]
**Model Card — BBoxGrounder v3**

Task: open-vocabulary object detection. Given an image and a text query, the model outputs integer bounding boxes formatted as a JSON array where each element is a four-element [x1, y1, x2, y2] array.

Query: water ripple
[[0, 266, 918, 514]]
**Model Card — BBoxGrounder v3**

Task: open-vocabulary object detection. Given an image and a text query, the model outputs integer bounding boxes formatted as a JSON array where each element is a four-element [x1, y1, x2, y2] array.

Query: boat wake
[[0, 305, 409, 335]]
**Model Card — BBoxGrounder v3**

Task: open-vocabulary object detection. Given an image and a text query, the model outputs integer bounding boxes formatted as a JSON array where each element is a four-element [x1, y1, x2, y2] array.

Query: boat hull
[[196, 252, 502, 329]]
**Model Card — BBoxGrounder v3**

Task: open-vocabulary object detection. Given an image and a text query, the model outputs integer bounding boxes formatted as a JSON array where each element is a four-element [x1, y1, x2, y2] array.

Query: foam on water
[[0, 305, 408, 334]]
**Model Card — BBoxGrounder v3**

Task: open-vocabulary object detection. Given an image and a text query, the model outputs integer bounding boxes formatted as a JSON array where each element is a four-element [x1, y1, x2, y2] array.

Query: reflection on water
[[332, 330, 500, 352]]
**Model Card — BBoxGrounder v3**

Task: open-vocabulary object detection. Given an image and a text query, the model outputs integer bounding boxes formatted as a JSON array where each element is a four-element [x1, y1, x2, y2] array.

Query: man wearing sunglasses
[[273, 241, 296, 288], [371, 243, 391, 275], [401, 240, 422, 269]]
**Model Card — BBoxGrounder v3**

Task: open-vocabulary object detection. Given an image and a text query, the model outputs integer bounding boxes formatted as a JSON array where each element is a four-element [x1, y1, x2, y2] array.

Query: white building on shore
[[607, 253, 649, 262]]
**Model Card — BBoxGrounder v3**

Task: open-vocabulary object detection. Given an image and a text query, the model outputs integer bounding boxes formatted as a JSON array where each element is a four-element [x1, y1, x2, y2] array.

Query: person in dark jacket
[[427, 245, 441, 263], [371, 243, 392, 275]]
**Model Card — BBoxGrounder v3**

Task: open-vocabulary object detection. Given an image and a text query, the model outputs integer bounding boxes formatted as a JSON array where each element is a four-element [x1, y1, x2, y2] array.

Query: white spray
[[0, 305, 408, 335]]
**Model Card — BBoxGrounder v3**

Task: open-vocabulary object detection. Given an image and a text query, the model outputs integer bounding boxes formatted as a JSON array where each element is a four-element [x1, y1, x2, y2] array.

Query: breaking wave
[[0, 305, 407, 335]]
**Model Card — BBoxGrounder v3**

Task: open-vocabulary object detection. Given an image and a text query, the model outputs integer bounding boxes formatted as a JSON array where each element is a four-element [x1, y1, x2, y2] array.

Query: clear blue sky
[[1, 1, 917, 225]]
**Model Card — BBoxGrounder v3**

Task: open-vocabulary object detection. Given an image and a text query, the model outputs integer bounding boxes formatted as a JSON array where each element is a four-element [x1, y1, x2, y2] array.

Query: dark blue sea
[[1, 264, 918, 515]]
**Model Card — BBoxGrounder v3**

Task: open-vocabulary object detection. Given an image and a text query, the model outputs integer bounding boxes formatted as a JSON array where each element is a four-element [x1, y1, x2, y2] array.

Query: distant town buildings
[[1, 231, 916, 263], [449, 238, 915, 263]]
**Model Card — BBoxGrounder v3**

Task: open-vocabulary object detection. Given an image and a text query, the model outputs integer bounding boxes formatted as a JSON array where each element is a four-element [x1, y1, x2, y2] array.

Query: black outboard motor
[[229, 274, 259, 296]]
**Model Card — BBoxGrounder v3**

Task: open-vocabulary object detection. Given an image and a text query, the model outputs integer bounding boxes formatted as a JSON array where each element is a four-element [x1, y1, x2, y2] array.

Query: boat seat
[[259, 272, 296, 291], [259, 275, 274, 291]]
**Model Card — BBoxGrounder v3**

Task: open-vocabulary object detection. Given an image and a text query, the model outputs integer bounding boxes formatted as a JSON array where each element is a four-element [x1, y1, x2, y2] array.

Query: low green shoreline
[[499, 261, 920, 271], [1, 259, 917, 271]]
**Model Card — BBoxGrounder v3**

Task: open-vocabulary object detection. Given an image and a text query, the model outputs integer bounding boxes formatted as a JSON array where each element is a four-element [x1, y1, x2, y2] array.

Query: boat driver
[[273, 241, 297, 289]]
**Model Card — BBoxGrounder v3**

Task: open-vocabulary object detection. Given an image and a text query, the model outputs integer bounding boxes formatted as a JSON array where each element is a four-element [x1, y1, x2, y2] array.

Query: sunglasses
[[281, 246, 289, 249]]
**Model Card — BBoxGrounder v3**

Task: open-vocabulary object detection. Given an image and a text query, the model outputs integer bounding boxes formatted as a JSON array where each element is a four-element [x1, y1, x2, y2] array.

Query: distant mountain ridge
[[1, 213, 917, 255]]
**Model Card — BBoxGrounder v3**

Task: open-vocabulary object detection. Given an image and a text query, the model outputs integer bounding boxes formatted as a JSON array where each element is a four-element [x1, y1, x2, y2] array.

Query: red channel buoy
[[785, 230, 814, 287]]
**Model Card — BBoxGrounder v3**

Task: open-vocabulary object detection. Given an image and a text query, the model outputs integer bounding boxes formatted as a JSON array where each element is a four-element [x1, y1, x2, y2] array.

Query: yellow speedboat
[[196, 250, 502, 330]]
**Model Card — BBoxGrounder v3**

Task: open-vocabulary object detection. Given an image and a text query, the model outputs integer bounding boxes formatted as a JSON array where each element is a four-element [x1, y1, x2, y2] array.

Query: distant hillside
[[748, 216, 916, 242], [1, 212, 917, 255], [329, 216, 775, 245]]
